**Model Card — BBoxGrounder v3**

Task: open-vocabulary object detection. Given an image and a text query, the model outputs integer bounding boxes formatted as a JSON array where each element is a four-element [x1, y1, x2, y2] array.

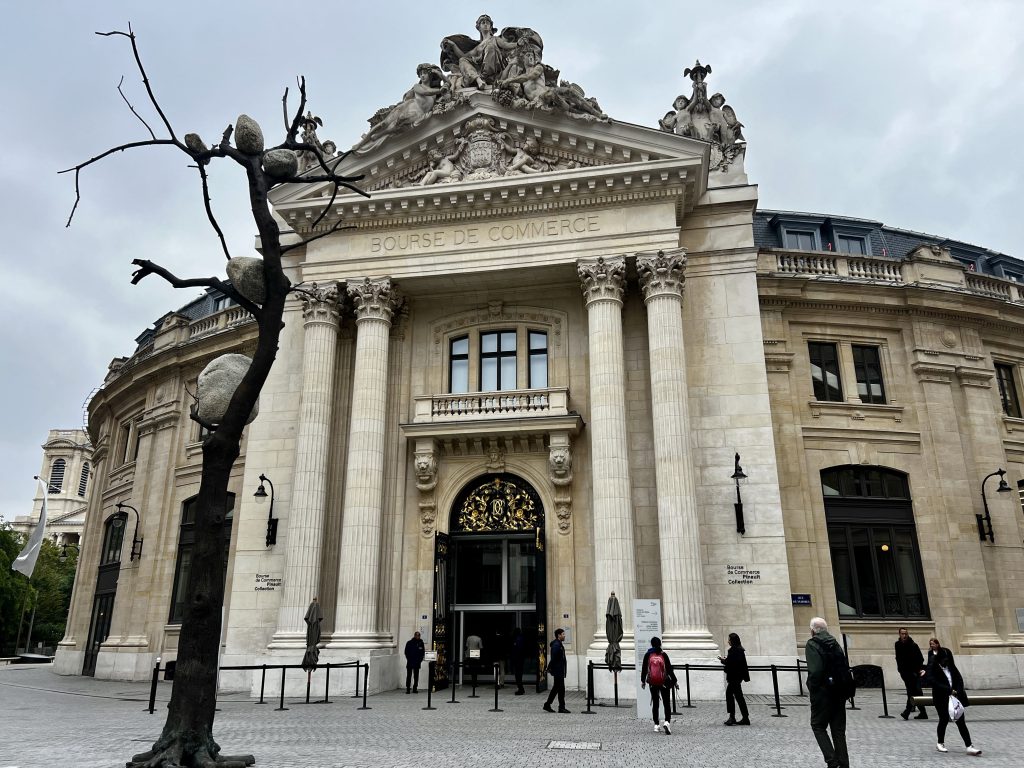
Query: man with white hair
[[806, 617, 850, 768]]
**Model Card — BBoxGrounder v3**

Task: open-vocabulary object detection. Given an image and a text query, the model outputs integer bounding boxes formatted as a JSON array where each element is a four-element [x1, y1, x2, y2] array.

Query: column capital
[[348, 277, 401, 323], [299, 281, 342, 325], [638, 248, 687, 302], [578, 256, 627, 306]]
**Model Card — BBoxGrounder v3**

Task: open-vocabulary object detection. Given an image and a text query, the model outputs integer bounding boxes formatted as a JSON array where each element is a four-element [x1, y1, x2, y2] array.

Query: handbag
[[947, 694, 965, 721]]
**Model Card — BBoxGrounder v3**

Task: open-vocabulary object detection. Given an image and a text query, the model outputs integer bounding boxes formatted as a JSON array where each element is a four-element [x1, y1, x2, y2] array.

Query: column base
[[961, 632, 1009, 648], [587, 630, 635, 660], [267, 630, 307, 650], [324, 631, 394, 651], [659, 630, 720, 654]]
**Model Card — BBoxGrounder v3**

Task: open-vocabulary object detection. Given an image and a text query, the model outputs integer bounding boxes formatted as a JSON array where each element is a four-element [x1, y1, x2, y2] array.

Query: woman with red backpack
[[641, 636, 678, 734]]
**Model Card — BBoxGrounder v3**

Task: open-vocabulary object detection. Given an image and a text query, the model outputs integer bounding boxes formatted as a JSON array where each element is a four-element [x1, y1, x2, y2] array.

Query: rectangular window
[[480, 331, 516, 391], [449, 336, 469, 393], [852, 345, 886, 404], [785, 230, 818, 251], [808, 342, 843, 401], [995, 363, 1021, 417], [836, 234, 868, 255], [119, 422, 132, 465], [528, 331, 548, 389]]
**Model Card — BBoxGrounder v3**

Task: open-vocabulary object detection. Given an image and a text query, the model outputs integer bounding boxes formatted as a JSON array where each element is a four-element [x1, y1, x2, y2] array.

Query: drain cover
[[547, 741, 601, 751]]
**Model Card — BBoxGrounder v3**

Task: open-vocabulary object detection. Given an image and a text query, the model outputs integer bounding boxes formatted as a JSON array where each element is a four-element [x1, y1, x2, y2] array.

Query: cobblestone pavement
[[1, 665, 1021, 767]]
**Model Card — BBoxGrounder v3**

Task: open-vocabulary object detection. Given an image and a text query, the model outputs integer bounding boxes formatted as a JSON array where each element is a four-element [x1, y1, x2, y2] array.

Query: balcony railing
[[189, 306, 253, 339], [761, 249, 1024, 303], [413, 387, 570, 423]]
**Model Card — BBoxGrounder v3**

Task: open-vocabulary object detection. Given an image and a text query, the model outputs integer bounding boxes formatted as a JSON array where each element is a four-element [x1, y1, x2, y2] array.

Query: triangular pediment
[[270, 94, 710, 235]]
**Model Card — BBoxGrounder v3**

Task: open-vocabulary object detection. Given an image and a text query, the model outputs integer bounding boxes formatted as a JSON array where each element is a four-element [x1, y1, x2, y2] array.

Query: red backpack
[[648, 652, 667, 686]]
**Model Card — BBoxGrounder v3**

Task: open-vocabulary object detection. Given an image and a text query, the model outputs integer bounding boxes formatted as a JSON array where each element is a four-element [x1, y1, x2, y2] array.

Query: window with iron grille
[[49, 459, 66, 494], [78, 462, 90, 497]]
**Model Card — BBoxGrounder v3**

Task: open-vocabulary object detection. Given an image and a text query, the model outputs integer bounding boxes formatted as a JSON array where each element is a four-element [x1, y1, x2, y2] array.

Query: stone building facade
[[13, 429, 93, 548], [54, 20, 1024, 694]]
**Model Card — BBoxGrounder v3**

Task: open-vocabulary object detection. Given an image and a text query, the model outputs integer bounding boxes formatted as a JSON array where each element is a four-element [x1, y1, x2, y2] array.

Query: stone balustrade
[[412, 386, 569, 423], [189, 305, 254, 339], [760, 249, 1024, 303]]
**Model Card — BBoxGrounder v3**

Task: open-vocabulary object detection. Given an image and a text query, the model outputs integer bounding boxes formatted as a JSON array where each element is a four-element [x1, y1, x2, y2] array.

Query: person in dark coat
[[510, 626, 526, 695], [719, 632, 750, 725], [641, 636, 678, 734], [403, 630, 425, 694], [543, 628, 569, 713], [895, 627, 927, 719], [806, 617, 849, 768], [926, 645, 982, 755]]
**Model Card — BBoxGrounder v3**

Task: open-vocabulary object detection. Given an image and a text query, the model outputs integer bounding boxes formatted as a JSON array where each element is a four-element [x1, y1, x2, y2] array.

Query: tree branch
[[97, 25, 177, 142], [193, 162, 231, 260], [117, 75, 157, 140], [281, 86, 290, 134], [281, 218, 355, 255], [130, 259, 261, 318]]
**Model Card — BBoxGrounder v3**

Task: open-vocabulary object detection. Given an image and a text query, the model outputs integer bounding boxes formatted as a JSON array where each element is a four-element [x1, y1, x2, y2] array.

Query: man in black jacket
[[404, 631, 425, 694], [895, 627, 927, 719], [543, 628, 569, 713], [806, 617, 849, 768]]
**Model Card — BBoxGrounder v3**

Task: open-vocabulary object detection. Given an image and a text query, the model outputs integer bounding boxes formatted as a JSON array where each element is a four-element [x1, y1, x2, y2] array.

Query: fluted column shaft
[[578, 257, 636, 650], [334, 278, 399, 641], [274, 284, 341, 643], [638, 250, 715, 649]]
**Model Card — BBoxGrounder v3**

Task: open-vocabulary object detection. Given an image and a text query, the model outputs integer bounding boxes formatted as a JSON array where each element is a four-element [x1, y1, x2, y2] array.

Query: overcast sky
[[1, 0, 1022, 522]]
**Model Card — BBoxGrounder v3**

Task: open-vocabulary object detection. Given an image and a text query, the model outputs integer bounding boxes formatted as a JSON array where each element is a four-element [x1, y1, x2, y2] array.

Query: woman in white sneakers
[[926, 645, 981, 756]]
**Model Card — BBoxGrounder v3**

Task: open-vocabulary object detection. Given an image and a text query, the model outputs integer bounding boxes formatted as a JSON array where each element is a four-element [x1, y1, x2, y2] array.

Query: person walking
[[719, 632, 750, 726], [927, 645, 982, 756], [404, 630, 425, 694], [510, 626, 526, 695], [806, 617, 850, 768], [543, 628, 569, 713], [895, 627, 927, 719], [641, 636, 678, 735]]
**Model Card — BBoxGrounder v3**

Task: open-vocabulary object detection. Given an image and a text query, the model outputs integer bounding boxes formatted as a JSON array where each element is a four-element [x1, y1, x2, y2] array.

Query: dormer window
[[784, 229, 819, 251], [836, 234, 868, 255]]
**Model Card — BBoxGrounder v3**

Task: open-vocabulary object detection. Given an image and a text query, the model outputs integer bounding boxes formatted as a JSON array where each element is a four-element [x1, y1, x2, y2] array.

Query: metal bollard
[[319, 663, 331, 704], [796, 658, 805, 697], [423, 662, 436, 710], [352, 662, 361, 698], [583, 661, 595, 715], [276, 666, 289, 711], [257, 664, 267, 704], [613, 669, 619, 707], [305, 668, 312, 704], [878, 669, 893, 718], [489, 662, 503, 712], [671, 683, 679, 715], [770, 664, 786, 717], [683, 664, 694, 708], [449, 661, 460, 704], [358, 663, 371, 710], [146, 661, 160, 714]]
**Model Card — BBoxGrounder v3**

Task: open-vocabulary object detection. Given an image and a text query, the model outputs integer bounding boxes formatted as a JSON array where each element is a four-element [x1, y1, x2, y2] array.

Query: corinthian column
[[272, 283, 341, 646], [638, 250, 716, 651], [578, 256, 637, 652], [331, 278, 400, 646]]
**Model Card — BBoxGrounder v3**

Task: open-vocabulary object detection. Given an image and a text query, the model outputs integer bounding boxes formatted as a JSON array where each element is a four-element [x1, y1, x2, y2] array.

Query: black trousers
[[935, 694, 973, 746], [512, 658, 524, 690], [649, 684, 671, 724], [900, 672, 925, 714], [810, 695, 849, 768], [405, 666, 420, 692], [545, 675, 566, 709], [725, 680, 748, 719]]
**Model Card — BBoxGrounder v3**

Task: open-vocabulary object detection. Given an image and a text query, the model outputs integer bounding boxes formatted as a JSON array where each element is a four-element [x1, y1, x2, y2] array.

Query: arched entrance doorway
[[431, 474, 547, 692]]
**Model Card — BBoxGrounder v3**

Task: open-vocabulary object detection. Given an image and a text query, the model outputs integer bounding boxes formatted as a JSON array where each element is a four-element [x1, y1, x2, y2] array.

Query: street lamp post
[[114, 502, 144, 561], [977, 468, 1010, 544], [254, 474, 279, 547], [731, 452, 748, 535]]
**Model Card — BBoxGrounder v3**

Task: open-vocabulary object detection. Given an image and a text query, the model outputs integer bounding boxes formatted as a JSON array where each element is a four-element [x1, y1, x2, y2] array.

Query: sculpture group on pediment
[[492, 39, 607, 122], [659, 60, 745, 172], [414, 116, 578, 186], [297, 111, 338, 172], [355, 64, 449, 153]]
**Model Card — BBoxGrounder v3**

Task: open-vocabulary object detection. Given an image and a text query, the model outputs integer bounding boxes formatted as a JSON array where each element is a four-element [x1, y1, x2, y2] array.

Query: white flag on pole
[[12, 479, 48, 577]]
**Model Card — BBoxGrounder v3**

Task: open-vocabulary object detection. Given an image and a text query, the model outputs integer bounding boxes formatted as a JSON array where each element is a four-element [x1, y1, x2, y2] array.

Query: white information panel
[[633, 598, 662, 720]]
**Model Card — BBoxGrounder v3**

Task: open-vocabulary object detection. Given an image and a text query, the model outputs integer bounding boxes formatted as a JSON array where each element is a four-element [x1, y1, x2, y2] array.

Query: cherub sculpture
[[503, 136, 549, 174], [419, 139, 467, 185], [496, 43, 607, 120]]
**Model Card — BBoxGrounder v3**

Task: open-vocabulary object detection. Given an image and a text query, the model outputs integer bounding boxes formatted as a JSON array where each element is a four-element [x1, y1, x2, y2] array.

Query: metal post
[[878, 669, 893, 718], [275, 666, 289, 711], [683, 664, 694, 708], [423, 662, 436, 710], [449, 660, 460, 704], [257, 664, 267, 704], [358, 663, 371, 710], [613, 669, 619, 707], [583, 661, 595, 715], [796, 658, 805, 697], [146, 661, 159, 714], [490, 662, 503, 712], [770, 664, 786, 717], [352, 662, 361, 698], [671, 683, 679, 715], [305, 669, 312, 704], [319, 663, 331, 704]]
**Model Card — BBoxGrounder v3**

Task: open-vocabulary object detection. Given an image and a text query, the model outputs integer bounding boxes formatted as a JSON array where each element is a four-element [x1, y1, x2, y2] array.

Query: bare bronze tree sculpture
[[62, 25, 366, 768]]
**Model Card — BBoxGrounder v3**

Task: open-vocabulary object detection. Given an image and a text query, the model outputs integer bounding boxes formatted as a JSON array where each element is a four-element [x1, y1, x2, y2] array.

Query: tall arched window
[[48, 458, 66, 494], [168, 494, 235, 624], [822, 466, 928, 619], [78, 462, 91, 497]]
